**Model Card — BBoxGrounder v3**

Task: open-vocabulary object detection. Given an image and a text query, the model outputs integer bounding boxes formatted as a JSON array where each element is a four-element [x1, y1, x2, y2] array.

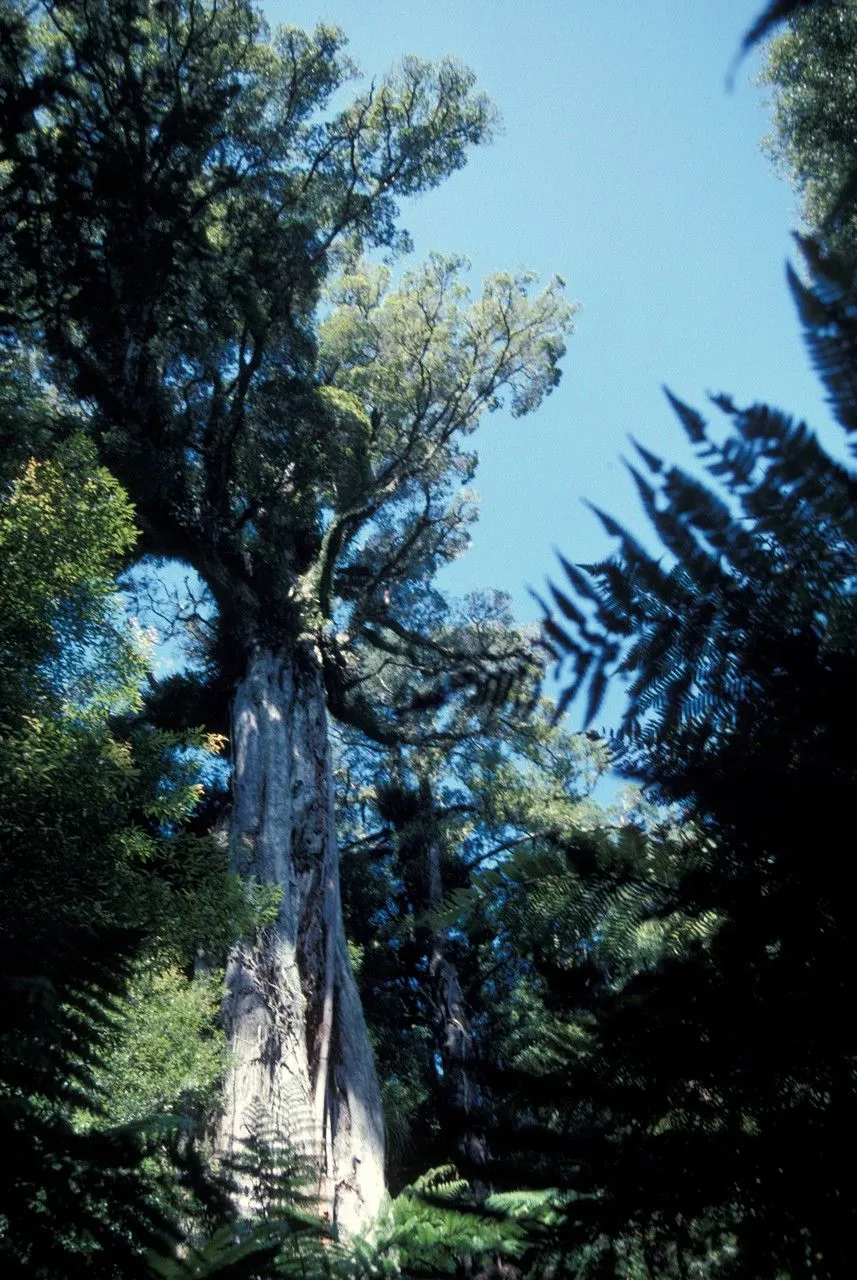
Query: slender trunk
[[422, 781, 488, 1178], [217, 644, 386, 1237]]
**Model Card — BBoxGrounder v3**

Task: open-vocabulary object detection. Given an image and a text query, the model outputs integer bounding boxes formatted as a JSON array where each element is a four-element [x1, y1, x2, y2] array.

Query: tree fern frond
[[630, 437, 664, 474], [663, 387, 707, 443], [547, 582, 588, 629], [787, 259, 857, 435], [582, 664, 609, 729], [738, 0, 815, 57]]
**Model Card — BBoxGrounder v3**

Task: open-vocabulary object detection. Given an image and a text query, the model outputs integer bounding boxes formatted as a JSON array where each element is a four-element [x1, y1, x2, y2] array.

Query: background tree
[[761, 0, 857, 270], [0, 0, 574, 1232], [335, 641, 611, 1188], [0, 424, 226, 1276]]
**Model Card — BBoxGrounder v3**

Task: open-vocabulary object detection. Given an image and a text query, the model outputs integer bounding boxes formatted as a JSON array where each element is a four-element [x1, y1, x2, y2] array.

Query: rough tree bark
[[217, 644, 386, 1237]]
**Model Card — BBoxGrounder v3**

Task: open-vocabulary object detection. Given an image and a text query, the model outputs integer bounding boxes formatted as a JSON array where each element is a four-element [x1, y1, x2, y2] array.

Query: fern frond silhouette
[[532, 237, 857, 1275]]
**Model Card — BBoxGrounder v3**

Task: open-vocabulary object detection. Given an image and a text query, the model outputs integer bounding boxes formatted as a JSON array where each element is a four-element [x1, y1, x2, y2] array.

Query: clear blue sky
[[265, 0, 832, 722]]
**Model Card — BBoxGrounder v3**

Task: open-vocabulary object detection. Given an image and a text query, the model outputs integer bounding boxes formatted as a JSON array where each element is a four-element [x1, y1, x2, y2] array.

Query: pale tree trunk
[[217, 643, 386, 1237]]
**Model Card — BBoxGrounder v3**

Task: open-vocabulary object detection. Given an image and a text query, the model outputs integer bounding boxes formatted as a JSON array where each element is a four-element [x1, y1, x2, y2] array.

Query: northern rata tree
[[0, 0, 574, 1232]]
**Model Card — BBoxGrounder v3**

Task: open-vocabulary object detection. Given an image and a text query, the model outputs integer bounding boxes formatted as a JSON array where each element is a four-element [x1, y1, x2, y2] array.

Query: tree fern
[[0, 927, 190, 1277], [533, 240, 857, 1274]]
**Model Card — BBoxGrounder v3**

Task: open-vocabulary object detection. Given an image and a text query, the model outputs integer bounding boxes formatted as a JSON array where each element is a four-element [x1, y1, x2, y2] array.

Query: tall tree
[[0, 0, 574, 1231]]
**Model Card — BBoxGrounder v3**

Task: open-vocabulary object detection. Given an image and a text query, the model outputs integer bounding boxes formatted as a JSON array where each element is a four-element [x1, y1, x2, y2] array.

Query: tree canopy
[[0, 0, 571, 674], [761, 0, 857, 269]]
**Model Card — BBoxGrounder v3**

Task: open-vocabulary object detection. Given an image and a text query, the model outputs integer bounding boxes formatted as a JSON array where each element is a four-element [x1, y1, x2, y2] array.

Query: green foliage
[[0, 0, 573, 752], [159, 1107, 348, 1280], [0, 433, 139, 710], [238, 876, 286, 936], [0, 0, 505, 631], [1, 444, 189, 940], [0, 0, 577, 1268], [761, 0, 857, 268], [0, 695, 240, 963], [0, 431, 240, 1271], [88, 964, 226, 1127], [0, 442, 253, 980], [149, 1225, 285, 1280], [383, 1167, 524, 1277], [147, 1149, 525, 1279], [0, 928, 192, 1278], [786, 232, 857, 441], [337, 689, 617, 1204]]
